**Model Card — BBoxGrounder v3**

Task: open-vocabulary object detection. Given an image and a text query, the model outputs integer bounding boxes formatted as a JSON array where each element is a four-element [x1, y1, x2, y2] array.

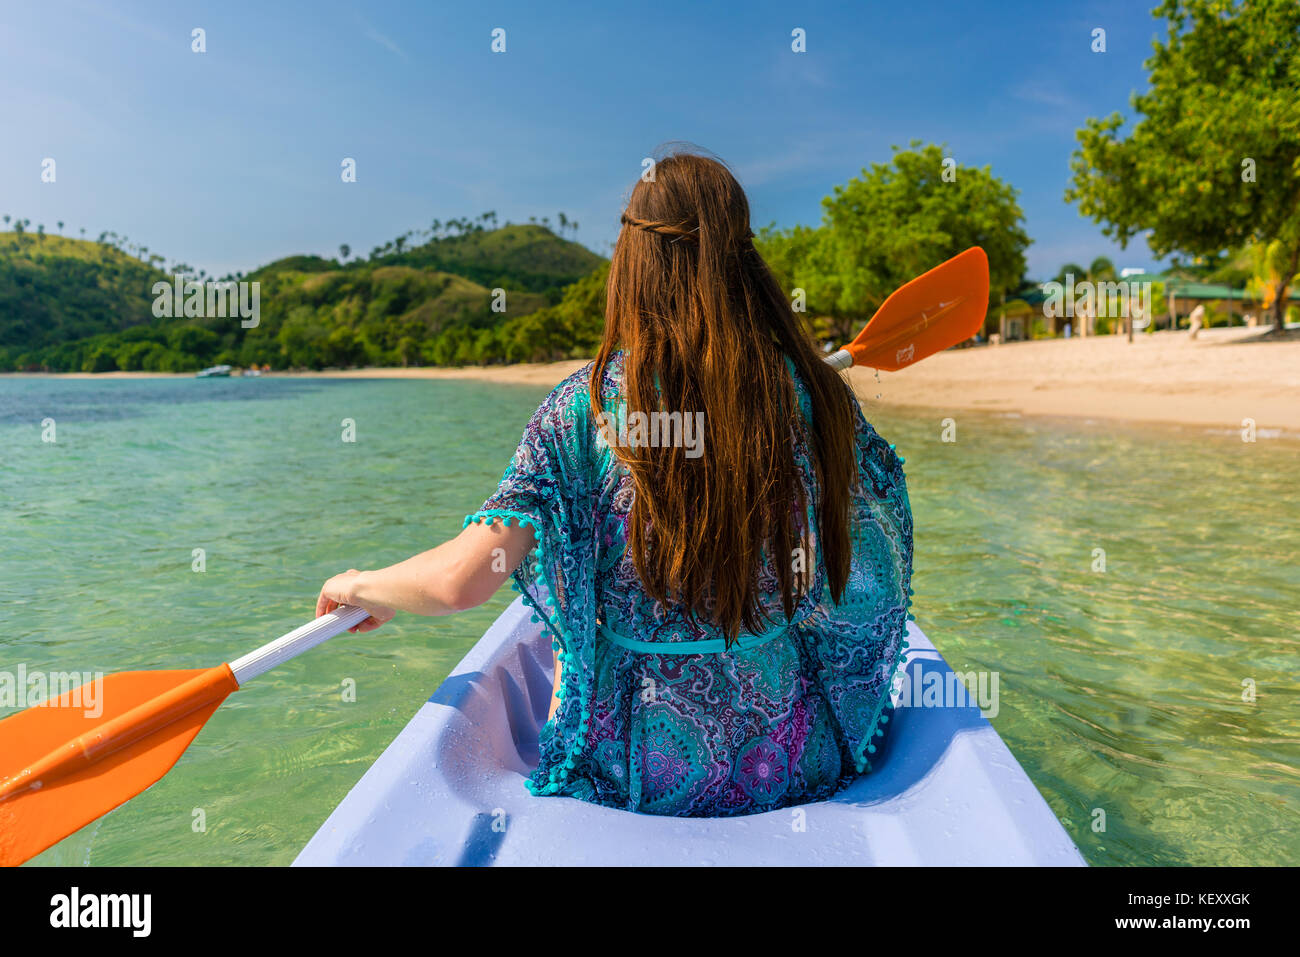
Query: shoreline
[[8, 327, 1298, 433]]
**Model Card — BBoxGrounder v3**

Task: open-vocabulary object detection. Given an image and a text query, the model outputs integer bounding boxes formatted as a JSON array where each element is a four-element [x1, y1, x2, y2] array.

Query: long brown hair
[[591, 149, 858, 643]]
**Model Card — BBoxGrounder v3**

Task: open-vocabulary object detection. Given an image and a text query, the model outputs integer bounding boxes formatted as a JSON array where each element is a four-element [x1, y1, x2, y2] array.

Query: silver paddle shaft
[[229, 606, 370, 685], [824, 349, 853, 371]]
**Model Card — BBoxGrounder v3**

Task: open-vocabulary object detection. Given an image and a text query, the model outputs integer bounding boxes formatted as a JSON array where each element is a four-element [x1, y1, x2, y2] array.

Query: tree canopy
[[759, 142, 1029, 341], [1066, 0, 1300, 329]]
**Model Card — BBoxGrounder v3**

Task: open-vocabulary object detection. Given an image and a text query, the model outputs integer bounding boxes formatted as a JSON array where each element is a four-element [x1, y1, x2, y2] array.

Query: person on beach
[[316, 150, 913, 817]]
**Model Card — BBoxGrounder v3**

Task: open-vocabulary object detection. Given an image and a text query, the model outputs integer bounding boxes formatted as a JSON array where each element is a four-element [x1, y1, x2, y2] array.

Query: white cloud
[[361, 18, 405, 59]]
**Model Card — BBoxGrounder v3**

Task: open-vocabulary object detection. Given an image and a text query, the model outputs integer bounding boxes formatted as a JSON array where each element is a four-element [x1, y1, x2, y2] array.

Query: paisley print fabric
[[465, 351, 913, 817]]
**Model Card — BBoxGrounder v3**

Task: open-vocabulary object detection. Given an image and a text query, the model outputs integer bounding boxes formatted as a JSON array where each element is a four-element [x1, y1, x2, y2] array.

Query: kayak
[[294, 597, 1086, 866]]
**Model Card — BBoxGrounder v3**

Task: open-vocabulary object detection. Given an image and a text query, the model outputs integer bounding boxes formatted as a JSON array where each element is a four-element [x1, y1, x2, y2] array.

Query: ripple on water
[[3, 382, 1297, 865]]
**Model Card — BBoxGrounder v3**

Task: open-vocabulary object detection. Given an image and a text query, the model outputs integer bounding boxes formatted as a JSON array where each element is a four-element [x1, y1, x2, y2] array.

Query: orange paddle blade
[[0, 665, 237, 866], [843, 246, 989, 370]]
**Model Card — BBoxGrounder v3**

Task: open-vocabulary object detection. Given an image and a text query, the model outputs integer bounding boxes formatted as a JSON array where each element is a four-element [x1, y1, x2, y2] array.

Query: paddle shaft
[[0, 607, 368, 804], [229, 605, 370, 684], [824, 349, 854, 371]]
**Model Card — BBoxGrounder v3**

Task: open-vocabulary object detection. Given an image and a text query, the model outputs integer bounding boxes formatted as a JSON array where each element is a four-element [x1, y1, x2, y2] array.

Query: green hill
[[377, 223, 604, 295], [235, 262, 552, 369], [0, 223, 607, 372], [0, 232, 165, 350]]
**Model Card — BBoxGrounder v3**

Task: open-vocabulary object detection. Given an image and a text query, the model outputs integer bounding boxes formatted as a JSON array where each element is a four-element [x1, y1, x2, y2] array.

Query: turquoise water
[[2, 376, 1296, 866]]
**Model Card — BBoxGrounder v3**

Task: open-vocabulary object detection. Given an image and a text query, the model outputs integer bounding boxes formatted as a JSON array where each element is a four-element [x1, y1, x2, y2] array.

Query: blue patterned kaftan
[[465, 352, 913, 816]]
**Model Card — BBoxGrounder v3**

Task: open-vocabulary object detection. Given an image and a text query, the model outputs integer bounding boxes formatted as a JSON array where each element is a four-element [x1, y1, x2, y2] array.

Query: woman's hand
[[316, 569, 395, 633], [311, 521, 535, 623]]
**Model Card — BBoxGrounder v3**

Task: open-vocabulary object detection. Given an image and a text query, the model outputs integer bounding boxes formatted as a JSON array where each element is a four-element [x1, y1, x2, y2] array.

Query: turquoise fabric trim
[[465, 506, 580, 797], [597, 619, 790, 655]]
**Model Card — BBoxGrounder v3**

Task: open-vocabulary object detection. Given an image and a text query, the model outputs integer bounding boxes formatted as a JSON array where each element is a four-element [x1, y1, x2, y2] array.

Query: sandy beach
[[849, 327, 1300, 433], [20, 327, 1299, 433]]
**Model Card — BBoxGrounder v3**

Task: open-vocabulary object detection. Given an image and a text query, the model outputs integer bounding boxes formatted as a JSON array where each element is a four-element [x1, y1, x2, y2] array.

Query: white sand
[[18, 327, 1297, 431]]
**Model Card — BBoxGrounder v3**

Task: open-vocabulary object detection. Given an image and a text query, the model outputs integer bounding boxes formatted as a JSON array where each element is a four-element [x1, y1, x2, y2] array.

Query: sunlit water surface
[[1, 376, 1295, 865]]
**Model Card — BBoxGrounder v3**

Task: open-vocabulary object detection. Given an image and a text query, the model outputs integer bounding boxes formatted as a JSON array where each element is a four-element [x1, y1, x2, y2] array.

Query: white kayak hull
[[295, 597, 1086, 866]]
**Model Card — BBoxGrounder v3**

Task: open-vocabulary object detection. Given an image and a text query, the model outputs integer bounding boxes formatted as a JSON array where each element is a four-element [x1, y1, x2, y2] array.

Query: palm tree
[[1088, 256, 1117, 281], [339, 243, 350, 261], [1084, 257, 1119, 336], [57, 221, 64, 234], [1245, 239, 1299, 334], [1053, 258, 1118, 336], [1052, 262, 1087, 285]]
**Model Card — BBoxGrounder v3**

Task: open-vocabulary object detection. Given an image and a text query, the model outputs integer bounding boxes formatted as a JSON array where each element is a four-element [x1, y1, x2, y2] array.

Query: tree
[[1246, 239, 1300, 318], [1088, 257, 1116, 282], [760, 142, 1029, 341], [1050, 258, 1123, 336], [1052, 262, 1087, 285], [57, 221, 64, 234], [83, 347, 118, 373], [1067, 0, 1300, 335], [339, 243, 350, 261]]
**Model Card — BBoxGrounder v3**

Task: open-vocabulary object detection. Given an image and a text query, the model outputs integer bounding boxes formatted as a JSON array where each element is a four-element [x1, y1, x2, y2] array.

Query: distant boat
[[241, 368, 261, 377], [196, 365, 232, 378]]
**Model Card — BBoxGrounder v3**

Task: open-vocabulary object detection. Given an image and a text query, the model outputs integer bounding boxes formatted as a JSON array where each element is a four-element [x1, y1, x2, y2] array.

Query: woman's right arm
[[315, 519, 538, 631]]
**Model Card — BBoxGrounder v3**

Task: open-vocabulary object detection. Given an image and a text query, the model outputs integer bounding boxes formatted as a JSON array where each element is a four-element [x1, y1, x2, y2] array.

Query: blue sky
[[2, 0, 1170, 280]]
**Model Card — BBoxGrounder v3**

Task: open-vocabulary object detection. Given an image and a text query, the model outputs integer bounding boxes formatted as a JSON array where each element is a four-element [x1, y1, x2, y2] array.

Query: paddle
[[824, 245, 989, 372], [0, 606, 369, 866], [0, 245, 989, 866]]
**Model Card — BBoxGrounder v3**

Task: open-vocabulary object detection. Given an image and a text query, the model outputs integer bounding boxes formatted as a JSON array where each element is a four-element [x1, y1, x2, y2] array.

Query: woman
[[317, 150, 913, 817]]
